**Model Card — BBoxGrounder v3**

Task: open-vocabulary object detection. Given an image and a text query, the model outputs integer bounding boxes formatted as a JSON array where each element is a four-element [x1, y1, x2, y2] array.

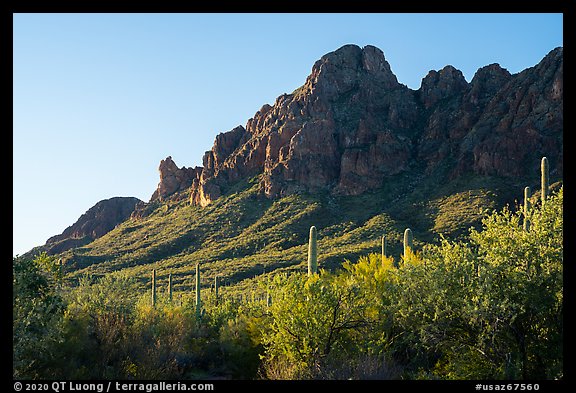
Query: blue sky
[[13, 13, 563, 256]]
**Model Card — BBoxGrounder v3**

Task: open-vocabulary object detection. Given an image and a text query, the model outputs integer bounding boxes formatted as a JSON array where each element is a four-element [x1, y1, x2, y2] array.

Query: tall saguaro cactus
[[195, 263, 202, 319], [168, 273, 173, 303], [381, 234, 387, 265], [308, 226, 318, 276], [151, 269, 157, 308], [403, 228, 413, 259], [214, 275, 219, 304], [58, 258, 63, 281], [541, 156, 549, 205], [523, 186, 531, 232]]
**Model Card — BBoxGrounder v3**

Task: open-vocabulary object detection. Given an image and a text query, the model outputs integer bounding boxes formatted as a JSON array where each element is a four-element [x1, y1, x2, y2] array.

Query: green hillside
[[51, 166, 548, 302]]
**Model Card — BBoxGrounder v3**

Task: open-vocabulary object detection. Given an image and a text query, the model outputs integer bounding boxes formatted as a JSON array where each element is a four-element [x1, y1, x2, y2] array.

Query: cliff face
[[150, 156, 202, 202], [151, 45, 562, 206]]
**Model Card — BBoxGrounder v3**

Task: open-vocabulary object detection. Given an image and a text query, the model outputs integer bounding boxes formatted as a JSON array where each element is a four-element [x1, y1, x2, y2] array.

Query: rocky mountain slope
[[24, 44, 562, 295], [144, 44, 562, 210], [28, 197, 142, 256]]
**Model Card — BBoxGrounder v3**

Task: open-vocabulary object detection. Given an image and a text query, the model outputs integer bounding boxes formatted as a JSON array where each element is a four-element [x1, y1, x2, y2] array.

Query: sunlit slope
[[58, 171, 538, 297]]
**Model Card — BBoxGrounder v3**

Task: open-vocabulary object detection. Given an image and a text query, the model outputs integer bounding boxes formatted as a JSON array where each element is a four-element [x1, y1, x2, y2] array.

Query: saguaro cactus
[[168, 273, 173, 302], [523, 186, 531, 232], [266, 289, 272, 307], [381, 234, 387, 265], [403, 228, 413, 259], [58, 258, 63, 280], [541, 156, 549, 205], [214, 275, 219, 304], [151, 269, 157, 307], [195, 263, 201, 319], [308, 226, 318, 275]]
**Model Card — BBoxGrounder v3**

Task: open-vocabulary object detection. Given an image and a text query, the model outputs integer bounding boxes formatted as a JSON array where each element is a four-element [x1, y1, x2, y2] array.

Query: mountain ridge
[[22, 44, 562, 294], [141, 44, 561, 210]]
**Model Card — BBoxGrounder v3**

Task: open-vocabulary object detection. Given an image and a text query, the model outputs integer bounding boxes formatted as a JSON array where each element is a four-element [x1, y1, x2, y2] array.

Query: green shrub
[[13, 253, 65, 378]]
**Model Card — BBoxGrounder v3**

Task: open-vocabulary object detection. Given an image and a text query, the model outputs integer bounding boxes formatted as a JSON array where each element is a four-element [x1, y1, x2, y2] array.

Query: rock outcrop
[[44, 196, 142, 254], [150, 156, 202, 202], [459, 48, 563, 178], [150, 44, 562, 206]]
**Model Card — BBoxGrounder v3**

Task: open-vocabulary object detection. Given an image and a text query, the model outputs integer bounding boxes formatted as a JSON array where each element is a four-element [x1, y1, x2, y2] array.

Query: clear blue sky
[[13, 13, 563, 257]]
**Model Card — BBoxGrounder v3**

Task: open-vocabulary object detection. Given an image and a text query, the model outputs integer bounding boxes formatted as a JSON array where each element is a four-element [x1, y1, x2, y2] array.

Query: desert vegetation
[[13, 176, 562, 380]]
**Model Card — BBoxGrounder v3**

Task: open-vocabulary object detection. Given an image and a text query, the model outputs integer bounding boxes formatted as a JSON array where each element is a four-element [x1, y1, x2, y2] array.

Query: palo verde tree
[[388, 187, 563, 379], [13, 253, 65, 379], [260, 271, 371, 379]]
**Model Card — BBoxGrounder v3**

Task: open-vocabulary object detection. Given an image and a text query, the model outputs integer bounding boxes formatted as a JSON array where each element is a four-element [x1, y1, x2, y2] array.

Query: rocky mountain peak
[[420, 65, 469, 108], [144, 44, 562, 209], [304, 44, 400, 102], [468, 64, 512, 106]]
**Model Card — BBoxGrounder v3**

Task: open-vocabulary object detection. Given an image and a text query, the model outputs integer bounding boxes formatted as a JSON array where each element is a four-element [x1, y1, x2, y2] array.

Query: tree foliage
[[13, 253, 64, 378]]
